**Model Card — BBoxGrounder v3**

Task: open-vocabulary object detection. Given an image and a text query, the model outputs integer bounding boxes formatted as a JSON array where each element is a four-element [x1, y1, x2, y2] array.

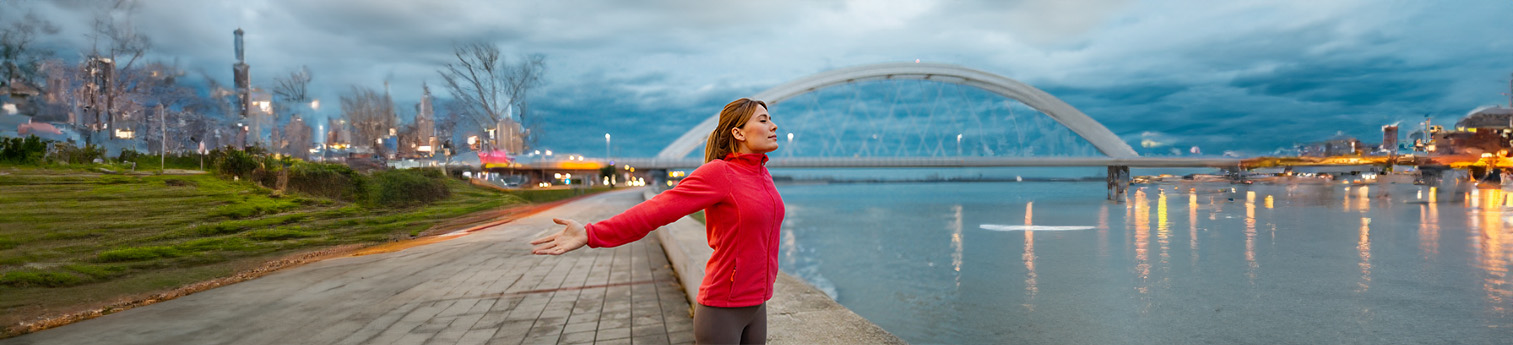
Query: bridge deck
[[611, 157, 1244, 170]]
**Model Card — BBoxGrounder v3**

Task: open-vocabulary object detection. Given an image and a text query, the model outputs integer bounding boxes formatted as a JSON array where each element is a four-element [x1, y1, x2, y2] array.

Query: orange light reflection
[[1476, 189, 1511, 312], [1023, 201, 1037, 311], [1134, 189, 1151, 297], [1246, 189, 1258, 284], [1357, 217, 1372, 292], [1189, 193, 1199, 267]]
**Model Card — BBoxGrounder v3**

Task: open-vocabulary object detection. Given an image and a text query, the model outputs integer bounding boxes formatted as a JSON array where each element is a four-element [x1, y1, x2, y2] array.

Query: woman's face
[[733, 106, 779, 154]]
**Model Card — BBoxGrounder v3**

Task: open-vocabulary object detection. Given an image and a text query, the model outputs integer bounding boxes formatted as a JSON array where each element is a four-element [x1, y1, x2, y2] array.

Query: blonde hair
[[704, 98, 768, 163]]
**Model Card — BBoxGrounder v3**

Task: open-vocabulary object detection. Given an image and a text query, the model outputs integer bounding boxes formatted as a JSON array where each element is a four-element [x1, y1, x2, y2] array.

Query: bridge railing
[[613, 157, 1244, 170]]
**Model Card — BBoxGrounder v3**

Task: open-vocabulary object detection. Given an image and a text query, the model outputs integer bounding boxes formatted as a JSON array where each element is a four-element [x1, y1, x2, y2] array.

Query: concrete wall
[[644, 190, 906, 344]]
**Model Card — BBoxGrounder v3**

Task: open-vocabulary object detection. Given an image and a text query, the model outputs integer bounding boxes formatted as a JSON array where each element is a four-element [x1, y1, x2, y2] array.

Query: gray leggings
[[693, 303, 767, 345]]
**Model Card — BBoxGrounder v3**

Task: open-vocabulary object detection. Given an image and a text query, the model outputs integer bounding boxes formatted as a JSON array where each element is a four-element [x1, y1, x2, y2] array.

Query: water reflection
[[1358, 186, 1371, 212], [774, 182, 1513, 344], [950, 204, 963, 289], [1474, 189, 1511, 313], [1420, 202, 1440, 258], [1098, 203, 1109, 258], [1023, 202, 1037, 311], [1357, 217, 1372, 292], [1246, 190, 1258, 284], [1133, 189, 1151, 296], [1189, 193, 1199, 267], [1158, 191, 1171, 271]]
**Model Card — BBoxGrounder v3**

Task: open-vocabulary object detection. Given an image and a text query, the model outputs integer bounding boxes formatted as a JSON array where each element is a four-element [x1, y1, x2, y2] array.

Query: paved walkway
[[4, 188, 694, 345]]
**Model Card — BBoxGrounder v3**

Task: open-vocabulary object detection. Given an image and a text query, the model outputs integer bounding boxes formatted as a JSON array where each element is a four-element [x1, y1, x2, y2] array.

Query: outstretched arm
[[530, 218, 587, 255], [583, 164, 727, 248]]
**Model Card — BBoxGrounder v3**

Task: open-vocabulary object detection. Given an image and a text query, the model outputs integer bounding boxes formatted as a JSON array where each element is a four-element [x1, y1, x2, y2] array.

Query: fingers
[[553, 218, 569, 225], [531, 241, 552, 253], [532, 239, 559, 254], [529, 234, 556, 245]]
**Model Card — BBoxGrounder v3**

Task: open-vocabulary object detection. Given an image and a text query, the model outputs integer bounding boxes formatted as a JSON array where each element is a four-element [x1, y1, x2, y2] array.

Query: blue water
[[776, 181, 1513, 344]]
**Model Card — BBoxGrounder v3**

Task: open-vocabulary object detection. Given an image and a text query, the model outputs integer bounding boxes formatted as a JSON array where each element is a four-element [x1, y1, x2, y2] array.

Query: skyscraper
[[233, 28, 250, 119]]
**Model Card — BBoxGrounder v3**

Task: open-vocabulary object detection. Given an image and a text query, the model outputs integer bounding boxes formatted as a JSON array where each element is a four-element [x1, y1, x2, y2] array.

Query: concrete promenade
[[5, 188, 694, 345]]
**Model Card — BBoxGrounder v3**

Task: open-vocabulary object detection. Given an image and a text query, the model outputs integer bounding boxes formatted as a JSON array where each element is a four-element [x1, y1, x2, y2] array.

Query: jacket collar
[[723, 152, 769, 166]]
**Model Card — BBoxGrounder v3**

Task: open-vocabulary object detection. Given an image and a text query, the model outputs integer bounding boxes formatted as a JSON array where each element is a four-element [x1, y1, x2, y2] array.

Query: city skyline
[[4, 0, 1512, 157]]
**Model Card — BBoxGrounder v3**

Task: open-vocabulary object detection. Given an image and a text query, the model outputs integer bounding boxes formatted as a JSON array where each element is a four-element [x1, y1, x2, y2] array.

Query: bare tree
[[339, 86, 395, 156], [0, 9, 60, 88], [272, 66, 313, 155], [74, 0, 151, 146], [436, 42, 545, 151], [435, 98, 465, 149], [87, 0, 151, 72], [136, 61, 196, 154], [273, 66, 312, 111]]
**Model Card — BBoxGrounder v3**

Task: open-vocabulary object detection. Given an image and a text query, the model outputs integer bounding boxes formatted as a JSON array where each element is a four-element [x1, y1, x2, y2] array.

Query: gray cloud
[[6, 0, 1512, 158]]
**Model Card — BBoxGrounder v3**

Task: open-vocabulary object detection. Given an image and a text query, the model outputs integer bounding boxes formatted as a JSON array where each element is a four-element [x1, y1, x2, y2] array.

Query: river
[[775, 180, 1513, 344]]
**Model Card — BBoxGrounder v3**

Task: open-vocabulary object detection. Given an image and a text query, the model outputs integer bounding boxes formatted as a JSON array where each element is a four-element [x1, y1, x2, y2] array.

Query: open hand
[[531, 218, 588, 255]]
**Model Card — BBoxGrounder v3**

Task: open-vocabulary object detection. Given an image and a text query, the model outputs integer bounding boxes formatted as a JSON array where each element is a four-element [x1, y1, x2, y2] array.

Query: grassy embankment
[[0, 164, 607, 335]]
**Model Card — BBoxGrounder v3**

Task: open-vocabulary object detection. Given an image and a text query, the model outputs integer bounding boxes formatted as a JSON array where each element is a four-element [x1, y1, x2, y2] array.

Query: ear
[[731, 127, 745, 142]]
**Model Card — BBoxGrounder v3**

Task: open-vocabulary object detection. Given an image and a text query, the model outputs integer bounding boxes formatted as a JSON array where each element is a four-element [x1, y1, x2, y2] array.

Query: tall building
[[80, 57, 114, 133], [282, 114, 313, 160], [1381, 125, 1398, 153], [416, 84, 436, 153], [233, 28, 250, 119]]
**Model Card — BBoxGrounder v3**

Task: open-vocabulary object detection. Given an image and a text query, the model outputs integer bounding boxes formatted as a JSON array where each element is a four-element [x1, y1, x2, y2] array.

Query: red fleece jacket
[[585, 152, 784, 307]]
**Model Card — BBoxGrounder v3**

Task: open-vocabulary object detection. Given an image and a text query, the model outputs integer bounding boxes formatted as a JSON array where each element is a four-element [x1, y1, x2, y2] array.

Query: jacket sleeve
[[585, 163, 727, 248]]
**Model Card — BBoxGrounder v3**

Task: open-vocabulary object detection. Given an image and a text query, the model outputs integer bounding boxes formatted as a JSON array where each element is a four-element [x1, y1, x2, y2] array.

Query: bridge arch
[[655, 62, 1139, 159]]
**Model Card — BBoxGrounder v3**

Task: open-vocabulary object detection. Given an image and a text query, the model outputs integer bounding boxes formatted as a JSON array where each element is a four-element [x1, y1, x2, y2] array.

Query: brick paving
[[3, 189, 694, 345]]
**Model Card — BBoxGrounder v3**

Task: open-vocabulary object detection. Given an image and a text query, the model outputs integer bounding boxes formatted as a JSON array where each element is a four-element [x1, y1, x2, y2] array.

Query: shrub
[[52, 142, 105, 165], [97, 246, 184, 262], [126, 152, 206, 171], [214, 149, 261, 180], [366, 169, 450, 207], [0, 270, 83, 287], [0, 135, 49, 165], [118, 148, 142, 163], [287, 161, 364, 201]]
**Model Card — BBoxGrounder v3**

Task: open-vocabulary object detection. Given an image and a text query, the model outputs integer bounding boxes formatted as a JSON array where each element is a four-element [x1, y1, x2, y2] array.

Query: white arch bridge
[[616, 63, 1243, 199]]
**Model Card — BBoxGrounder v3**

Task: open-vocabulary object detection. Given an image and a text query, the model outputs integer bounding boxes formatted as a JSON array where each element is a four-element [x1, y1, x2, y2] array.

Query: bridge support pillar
[[650, 169, 668, 192], [1107, 165, 1130, 201]]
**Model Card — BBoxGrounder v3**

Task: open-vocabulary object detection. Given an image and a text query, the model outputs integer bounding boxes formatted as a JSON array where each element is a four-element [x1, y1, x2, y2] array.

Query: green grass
[[0, 165, 607, 330], [97, 246, 185, 262]]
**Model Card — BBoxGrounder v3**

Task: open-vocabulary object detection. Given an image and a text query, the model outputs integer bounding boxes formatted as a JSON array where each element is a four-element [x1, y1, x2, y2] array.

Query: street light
[[956, 133, 963, 156], [786, 133, 794, 156], [605, 133, 611, 162]]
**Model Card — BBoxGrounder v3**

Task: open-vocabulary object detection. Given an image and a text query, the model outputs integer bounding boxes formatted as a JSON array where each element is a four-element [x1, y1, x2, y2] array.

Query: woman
[[530, 98, 783, 344]]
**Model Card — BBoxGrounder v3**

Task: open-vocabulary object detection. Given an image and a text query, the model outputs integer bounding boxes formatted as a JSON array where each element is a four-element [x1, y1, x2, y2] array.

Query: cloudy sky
[[8, 0, 1513, 158]]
